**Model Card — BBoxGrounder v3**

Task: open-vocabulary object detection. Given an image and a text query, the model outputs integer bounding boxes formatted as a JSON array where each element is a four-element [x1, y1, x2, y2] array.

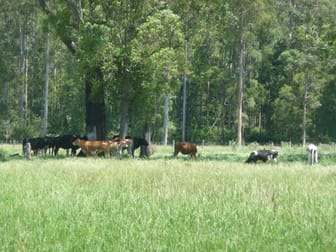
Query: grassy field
[[0, 144, 336, 251]]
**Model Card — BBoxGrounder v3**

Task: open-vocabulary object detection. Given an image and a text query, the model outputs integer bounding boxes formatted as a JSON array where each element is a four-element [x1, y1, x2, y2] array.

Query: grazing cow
[[72, 138, 111, 157], [307, 144, 318, 165], [246, 149, 278, 164], [174, 141, 197, 159], [112, 135, 149, 157]]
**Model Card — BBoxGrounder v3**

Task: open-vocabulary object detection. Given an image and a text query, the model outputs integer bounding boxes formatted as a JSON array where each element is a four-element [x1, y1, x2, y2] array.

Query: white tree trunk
[[163, 93, 170, 146], [302, 69, 309, 146], [19, 26, 26, 121], [237, 39, 245, 145], [182, 40, 188, 141], [43, 28, 50, 135]]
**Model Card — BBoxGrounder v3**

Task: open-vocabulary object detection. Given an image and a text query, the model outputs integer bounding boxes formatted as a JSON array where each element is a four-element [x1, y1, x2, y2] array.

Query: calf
[[307, 144, 318, 165], [110, 138, 132, 157], [72, 138, 111, 157], [174, 141, 197, 159], [246, 149, 278, 164], [112, 135, 149, 157]]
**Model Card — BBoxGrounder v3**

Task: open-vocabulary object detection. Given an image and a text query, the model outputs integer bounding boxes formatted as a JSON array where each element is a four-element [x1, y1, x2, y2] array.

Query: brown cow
[[174, 141, 197, 159], [72, 138, 111, 157]]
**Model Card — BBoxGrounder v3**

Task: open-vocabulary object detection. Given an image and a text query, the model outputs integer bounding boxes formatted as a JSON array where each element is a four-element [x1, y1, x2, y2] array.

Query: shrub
[[0, 149, 8, 162]]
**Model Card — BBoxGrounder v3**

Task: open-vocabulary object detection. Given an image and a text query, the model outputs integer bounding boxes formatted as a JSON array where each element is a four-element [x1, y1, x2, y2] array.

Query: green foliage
[[0, 149, 8, 162], [1, 0, 336, 143], [11, 117, 41, 139], [317, 80, 336, 139], [132, 8, 185, 88]]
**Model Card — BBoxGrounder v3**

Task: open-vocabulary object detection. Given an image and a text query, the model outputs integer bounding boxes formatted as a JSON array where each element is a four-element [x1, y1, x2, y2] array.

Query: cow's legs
[[71, 147, 77, 156]]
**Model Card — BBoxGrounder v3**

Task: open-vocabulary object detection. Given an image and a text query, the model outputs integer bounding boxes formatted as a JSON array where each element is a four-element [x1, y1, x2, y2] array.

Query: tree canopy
[[1, 0, 336, 145]]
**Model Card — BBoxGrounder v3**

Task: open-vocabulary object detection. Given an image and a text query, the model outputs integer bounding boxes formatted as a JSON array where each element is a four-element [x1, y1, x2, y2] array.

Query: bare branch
[[38, 0, 78, 54]]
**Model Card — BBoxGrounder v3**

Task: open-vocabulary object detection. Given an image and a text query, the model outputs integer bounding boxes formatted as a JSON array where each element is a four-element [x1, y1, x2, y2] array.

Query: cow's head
[[72, 138, 81, 146]]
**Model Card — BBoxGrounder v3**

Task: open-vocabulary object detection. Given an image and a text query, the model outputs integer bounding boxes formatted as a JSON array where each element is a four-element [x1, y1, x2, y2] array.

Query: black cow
[[44, 136, 57, 154], [112, 135, 149, 157], [22, 137, 50, 155], [54, 135, 87, 156], [246, 149, 278, 164]]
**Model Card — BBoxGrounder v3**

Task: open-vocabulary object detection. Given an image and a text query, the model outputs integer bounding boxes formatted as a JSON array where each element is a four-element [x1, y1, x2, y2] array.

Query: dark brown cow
[[174, 141, 197, 158]]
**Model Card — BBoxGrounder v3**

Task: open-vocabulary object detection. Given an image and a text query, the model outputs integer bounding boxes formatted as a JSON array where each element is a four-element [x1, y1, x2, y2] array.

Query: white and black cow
[[306, 144, 318, 165], [112, 135, 149, 157], [246, 149, 278, 164]]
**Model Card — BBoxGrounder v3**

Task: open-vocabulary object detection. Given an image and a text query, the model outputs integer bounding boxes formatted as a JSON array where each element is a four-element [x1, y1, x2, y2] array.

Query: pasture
[[0, 144, 336, 251]]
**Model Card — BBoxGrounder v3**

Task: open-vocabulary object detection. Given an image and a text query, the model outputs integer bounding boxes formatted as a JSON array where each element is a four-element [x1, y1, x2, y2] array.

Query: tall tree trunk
[[85, 70, 106, 140], [120, 98, 128, 138], [237, 39, 245, 145], [24, 50, 28, 123], [302, 69, 309, 146], [19, 26, 28, 122], [143, 123, 152, 145], [182, 40, 188, 141], [42, 28, 50, 135], [38, 0, 107, 140], [119, 74, 130, 138], [140, 123, 152, 157], [163, 93, 169, 145], [1, 82, 9, 141], [288, 0, 295, 39], [1, 83, 9, 119]]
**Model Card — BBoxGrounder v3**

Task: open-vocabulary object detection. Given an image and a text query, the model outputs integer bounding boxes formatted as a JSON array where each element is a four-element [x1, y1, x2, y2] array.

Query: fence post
[[24, 142, 32, 160]]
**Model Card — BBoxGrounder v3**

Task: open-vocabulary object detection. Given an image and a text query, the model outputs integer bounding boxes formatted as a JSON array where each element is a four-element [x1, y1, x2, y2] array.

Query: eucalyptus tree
[[39, 0, 179, 139], [169, 1, 237, 143], [315, 1, 336, 141], [130, 9, 185, 144], [225, 0, 277, 145], [272, 0, 333, 144], [0, 0, 48, 140], [0, 0, 18, 140], [38, 0, 110, 139], [101, 0, 169, 139]]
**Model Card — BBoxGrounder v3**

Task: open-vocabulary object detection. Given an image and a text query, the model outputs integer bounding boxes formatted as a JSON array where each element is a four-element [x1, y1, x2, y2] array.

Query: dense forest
[[1, 0, 336, 145]]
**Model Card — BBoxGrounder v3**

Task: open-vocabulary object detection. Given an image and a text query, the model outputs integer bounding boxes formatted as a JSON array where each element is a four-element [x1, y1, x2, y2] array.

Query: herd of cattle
[[22, 135, 149, 159], [21, 135, 319, 164]]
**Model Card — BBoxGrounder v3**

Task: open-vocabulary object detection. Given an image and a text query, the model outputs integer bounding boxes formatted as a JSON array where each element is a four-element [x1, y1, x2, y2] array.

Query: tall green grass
[[0, 145, 336, 251]]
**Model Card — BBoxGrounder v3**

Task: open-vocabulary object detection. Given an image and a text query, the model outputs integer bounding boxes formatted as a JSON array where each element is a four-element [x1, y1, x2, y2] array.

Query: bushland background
[[1, 0, 336, 145]]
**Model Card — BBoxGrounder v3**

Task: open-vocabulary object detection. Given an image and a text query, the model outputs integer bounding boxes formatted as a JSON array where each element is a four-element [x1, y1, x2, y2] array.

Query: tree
[[42, 25, 50, 135], [131, 9, 185, 144], [38, 0, 107, 139], [316, 5, 336, 141], [272, 0, 330, 144], [3, 0, 336, 145]]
